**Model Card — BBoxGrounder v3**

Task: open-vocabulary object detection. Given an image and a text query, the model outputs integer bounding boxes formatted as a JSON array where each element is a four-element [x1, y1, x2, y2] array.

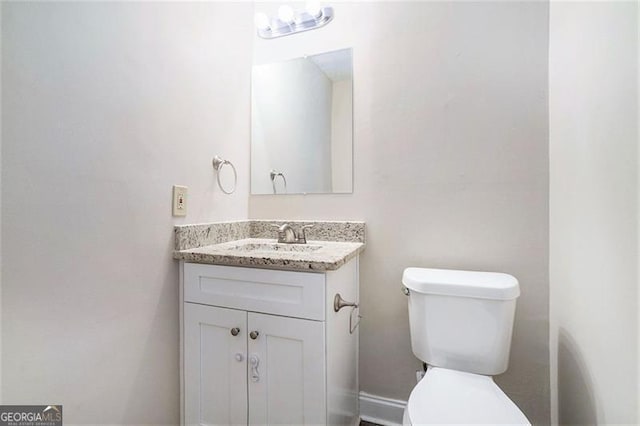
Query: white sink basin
[[227, 242, 323, 253]]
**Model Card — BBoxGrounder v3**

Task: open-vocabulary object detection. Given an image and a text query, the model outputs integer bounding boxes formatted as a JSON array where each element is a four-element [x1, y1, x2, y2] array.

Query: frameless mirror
[[251, 48, 353, 195]]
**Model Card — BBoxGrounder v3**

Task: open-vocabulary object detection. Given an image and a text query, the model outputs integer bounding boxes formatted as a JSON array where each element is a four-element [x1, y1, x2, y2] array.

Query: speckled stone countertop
[[173, 220, 365, 272]]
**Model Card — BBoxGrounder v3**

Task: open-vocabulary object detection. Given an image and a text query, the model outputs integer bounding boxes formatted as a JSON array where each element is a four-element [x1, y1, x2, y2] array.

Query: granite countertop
[[173, 220, 365, 272], [174, 238, 364, 271]]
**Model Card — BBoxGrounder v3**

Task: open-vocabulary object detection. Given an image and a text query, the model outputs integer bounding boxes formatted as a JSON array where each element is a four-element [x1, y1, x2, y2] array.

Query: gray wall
[[249, 2, 550, 423], [1, 3, 251, 423], [549, 2, 639, 424]]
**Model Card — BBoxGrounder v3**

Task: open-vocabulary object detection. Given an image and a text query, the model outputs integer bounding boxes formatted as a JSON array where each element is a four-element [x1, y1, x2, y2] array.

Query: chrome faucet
[[273, 223, 314, 244], [276, 223, 297, 243]]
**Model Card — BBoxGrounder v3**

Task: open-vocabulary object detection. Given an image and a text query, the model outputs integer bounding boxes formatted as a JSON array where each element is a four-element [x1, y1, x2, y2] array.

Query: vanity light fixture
[[254, 2, 334, 39]]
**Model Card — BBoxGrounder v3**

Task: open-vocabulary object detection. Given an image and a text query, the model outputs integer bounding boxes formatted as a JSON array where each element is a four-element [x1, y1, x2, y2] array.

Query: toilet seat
[[405, 367, 530, 425]]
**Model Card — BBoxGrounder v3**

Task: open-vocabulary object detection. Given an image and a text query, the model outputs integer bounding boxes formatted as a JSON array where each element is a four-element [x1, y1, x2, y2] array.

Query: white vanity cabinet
[[180, 258, 359, 426], [184, 304, 248, 425]]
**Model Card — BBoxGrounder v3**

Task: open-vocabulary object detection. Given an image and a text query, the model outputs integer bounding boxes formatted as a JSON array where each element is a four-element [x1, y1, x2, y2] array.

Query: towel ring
[[333, 293, 361, 334], [212, 156, 237, 195], [270, 169, 287, 194]]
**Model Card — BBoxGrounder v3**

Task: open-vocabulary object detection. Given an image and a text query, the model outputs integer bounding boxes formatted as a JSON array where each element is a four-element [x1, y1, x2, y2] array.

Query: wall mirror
[[251, 48, 353, 195]]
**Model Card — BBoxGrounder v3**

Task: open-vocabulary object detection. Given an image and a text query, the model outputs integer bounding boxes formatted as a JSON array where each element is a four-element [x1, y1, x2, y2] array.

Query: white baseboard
[[359, 391, 407, 426]]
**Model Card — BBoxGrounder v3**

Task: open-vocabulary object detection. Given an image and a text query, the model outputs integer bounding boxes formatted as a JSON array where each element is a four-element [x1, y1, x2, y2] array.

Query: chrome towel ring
[[270, 169, 287, 194], [212, 155, 237, 194], [333, 293, 361, 334]]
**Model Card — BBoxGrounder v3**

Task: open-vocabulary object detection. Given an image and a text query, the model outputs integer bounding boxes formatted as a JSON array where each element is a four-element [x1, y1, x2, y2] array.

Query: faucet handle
[[298, 224, 314, 243], [271, 223, 285, 241]]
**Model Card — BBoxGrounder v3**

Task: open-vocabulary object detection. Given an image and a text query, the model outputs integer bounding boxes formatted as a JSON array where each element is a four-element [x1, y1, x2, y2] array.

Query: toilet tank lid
[[402, 267, 520, 300]]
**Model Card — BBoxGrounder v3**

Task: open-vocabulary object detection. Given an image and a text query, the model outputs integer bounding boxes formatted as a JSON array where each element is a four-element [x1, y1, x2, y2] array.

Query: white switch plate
[[172, 185, 188, 216]]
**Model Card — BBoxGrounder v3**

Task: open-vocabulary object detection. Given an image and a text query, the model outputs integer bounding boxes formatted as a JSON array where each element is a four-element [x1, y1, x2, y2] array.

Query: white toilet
[[402, 267, 531, 425]]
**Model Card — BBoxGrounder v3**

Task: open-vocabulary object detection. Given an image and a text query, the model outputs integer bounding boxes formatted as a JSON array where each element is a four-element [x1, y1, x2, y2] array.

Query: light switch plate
[[172, 185, 188, 216]]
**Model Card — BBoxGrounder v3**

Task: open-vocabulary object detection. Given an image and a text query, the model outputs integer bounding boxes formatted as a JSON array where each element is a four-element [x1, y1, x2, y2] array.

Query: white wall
[[252, 58, 332, 194], [331, 79, 353, 193], [549, 2, 639, 424], [1, 2, 251, 423], [249, 2, 550, 423]]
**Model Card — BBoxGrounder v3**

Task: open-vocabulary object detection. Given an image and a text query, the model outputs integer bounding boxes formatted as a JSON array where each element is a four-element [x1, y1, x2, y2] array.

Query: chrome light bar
[[255, 5, 334, 40]]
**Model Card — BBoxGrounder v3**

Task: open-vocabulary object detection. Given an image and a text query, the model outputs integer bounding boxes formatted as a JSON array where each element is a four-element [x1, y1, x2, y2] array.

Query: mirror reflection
[[251, 48, 353, 195]]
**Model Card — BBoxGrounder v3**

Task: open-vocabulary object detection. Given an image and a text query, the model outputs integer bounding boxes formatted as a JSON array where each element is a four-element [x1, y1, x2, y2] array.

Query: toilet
[[402, 267, 530, 425]]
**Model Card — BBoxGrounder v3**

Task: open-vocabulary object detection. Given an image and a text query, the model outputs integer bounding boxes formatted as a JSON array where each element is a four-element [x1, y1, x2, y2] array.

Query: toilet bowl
[[402, 267, 530, 425], [402, 367, 529, 425]]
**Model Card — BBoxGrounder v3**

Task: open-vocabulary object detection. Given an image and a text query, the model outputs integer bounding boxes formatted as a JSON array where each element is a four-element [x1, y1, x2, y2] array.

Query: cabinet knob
[[230, 327, 240, 336], [249, 331, 260, 340], [235, 353, 244, 362]]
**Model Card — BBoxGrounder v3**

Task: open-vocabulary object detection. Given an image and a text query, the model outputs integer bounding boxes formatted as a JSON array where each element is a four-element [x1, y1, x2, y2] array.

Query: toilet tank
[[402, 268, 520, 376]]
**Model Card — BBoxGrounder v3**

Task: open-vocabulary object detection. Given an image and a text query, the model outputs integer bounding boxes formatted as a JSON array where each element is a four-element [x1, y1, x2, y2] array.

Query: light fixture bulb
[[306, 1, 322, 18], [278, 5, 295, 24], [270, 17, 292, 33], [254, 12, 271, 30]]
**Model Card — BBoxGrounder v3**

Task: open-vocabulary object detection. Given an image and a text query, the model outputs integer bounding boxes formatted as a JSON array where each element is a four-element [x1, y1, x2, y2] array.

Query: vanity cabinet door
[[247, 312, 326, 425], [184, 303, 247, 426]]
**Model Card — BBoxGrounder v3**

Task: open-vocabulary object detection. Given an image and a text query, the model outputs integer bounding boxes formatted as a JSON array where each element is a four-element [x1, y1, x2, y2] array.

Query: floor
[[360, 421, 382, 426]]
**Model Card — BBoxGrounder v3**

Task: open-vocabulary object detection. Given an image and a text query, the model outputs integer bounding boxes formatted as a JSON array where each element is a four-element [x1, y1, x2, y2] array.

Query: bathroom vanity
[[174, 220, 364, 426]]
